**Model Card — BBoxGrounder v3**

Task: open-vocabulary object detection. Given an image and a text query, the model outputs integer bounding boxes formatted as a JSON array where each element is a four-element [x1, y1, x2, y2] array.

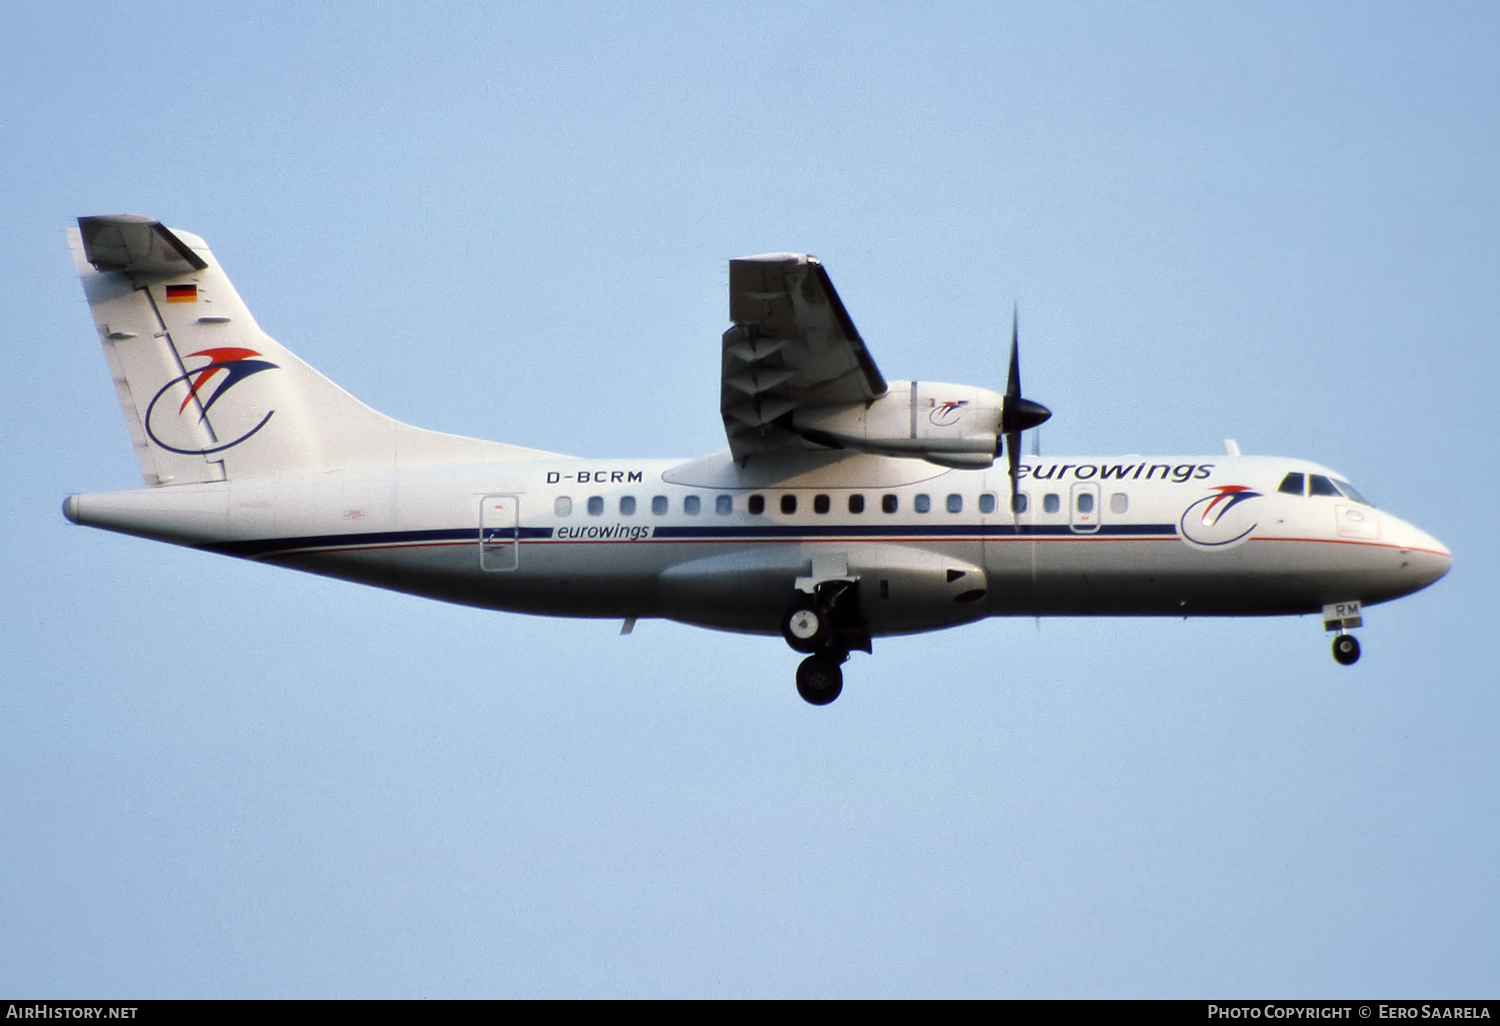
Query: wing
[[721, 254, 888, 460]]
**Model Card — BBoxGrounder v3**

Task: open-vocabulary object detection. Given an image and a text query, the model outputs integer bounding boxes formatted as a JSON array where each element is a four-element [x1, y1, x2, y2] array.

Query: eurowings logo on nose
[[1180, 484, 1262, 548], [145, 347, 280, 455]]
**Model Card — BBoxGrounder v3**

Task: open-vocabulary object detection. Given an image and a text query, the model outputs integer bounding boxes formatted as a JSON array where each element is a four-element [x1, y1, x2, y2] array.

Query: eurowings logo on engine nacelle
[[145, 347, 279, 455], [1179, 485, 1262, 548], [929, 399, 969, 426]]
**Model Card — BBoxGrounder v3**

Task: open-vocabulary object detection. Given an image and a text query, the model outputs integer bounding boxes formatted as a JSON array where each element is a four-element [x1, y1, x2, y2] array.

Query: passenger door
[[480, 494, 519, 571]]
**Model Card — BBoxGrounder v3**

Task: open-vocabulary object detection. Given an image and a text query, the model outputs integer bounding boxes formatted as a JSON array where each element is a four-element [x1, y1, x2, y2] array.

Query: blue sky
[[2, 1, 1496, 997]]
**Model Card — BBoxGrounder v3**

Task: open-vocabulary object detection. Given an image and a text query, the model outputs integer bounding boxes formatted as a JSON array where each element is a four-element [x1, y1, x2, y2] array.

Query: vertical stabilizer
[[70, 215, 559, 486]]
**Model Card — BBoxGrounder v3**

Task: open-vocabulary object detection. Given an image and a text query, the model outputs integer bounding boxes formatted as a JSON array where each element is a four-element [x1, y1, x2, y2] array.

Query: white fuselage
[[65, 450, 1452, 638]]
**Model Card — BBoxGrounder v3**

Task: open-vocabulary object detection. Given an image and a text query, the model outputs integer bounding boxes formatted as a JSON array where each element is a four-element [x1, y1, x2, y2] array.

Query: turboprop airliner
[[62, 215, 1452, 704]]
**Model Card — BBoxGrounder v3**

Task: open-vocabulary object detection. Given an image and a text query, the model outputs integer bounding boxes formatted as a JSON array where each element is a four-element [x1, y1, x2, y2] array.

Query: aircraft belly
[[981, 535, 1424, 616], [854, 542, 988, 635], [659, 544, 808, 633], [659, 541, 990, 636], [267, 535, 672, 618]]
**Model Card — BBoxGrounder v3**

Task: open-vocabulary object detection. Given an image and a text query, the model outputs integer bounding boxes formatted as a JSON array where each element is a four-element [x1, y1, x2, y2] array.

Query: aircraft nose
[[1398, 521, 1452, 588]]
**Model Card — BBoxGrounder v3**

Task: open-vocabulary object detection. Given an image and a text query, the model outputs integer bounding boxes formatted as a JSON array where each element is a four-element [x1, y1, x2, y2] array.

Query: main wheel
[[1332, 634, 1361, 666], [796, 656, 844, 705], [781, 601, 830, 654]]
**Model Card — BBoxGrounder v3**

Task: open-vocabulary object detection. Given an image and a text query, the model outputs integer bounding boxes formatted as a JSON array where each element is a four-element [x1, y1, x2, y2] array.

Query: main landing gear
[[796, 651, 846, 705], [781, 579, 870, 706]]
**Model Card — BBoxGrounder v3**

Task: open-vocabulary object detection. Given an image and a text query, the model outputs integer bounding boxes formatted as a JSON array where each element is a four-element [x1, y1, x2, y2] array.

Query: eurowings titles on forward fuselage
[[62, 216, 1451, 704]]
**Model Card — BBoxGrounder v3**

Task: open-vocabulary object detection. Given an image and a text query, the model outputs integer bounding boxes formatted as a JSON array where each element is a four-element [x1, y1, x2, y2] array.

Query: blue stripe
[[200, 522, 1178, 559], [201, 526, 554, 559]]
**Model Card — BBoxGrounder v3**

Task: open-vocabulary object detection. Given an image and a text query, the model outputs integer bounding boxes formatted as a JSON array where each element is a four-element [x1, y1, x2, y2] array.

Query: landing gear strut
[[1332, 633, 1361, 666]]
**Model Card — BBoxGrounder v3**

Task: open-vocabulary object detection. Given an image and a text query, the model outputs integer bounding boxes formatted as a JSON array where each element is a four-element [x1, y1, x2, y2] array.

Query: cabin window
[[715, 494, 732, 515], [587, 496, 604, 516], [651, 495, 668, 515], [848, 494, 865, 514], [1308, 474, 1342, 498], [914, 494, 931, 513], [1043, 493, 1061, 514], [978, 493, 997, 514], [1278, 472, 1305, 496], [1334, 479, 1373, 506], [946, 494, 963, 513], [748, 494, 765, 514], [619, 496, 636, 515], [1076, 492, 1095, 514], [683, 495, 701, 515], [1011, 493, 1028, 514], [781, 494, 797, 514], [881, 494, 898, 514], [1110, 492, 1128, 514], [814, 494, 831, 514]]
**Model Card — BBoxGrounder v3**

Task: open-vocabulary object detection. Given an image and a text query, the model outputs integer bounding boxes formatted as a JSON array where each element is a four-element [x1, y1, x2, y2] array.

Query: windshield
[[1333, 479, 1374, 506]]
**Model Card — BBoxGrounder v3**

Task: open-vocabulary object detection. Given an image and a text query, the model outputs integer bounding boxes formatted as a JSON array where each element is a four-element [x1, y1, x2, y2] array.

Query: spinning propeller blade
[[998, 306, 1052, 512]]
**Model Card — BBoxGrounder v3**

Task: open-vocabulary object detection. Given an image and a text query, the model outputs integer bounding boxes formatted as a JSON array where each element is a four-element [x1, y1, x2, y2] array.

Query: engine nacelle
[[792, 381, 1004, 468]]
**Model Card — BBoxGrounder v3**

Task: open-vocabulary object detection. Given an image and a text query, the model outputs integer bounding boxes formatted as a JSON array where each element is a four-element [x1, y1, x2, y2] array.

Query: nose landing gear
[[1332, 633, 1361, 665], [1324, 600, 1363, 667]]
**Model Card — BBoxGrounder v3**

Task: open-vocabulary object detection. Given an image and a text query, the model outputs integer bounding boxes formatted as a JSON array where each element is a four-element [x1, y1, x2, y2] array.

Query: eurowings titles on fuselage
[[61, 216, 1451, 704]]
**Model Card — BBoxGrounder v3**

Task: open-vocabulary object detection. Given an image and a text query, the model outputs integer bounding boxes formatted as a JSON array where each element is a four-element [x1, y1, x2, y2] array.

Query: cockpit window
[[1333, 479, 1373, 506], [1278, 472, 1305, 496], [1308, 474, 1343, 497]]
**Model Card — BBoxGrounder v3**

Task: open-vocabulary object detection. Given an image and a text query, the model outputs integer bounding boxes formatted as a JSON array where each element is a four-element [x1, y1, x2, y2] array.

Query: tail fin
[[70, 215, 559, 486]]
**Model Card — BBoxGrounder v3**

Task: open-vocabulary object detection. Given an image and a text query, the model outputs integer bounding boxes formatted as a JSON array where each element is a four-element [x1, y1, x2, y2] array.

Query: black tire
[[781, 601, 830, 654], [796, 656, 844, 705], [1332, 634, 1361, 666]]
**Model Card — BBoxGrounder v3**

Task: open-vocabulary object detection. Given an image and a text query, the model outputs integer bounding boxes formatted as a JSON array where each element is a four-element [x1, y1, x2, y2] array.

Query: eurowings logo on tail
[[1179, 484, 1262, 548], [145, 347, 279, 455]]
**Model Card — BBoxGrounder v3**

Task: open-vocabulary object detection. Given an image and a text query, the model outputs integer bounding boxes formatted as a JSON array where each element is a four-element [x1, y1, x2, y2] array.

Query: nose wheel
[[1332, 634, 1361, 665]]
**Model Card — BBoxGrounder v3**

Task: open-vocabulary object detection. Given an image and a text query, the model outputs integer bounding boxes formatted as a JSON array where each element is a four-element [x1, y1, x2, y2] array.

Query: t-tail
[[69, 214, 557, 487]]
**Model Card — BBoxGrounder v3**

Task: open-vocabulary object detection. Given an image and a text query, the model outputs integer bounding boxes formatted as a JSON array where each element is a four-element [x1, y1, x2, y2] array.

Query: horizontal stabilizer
[[78, 214, 208, 275]]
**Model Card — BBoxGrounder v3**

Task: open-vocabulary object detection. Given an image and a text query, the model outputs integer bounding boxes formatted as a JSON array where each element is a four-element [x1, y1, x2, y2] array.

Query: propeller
[[998, 307, 1052, 499]]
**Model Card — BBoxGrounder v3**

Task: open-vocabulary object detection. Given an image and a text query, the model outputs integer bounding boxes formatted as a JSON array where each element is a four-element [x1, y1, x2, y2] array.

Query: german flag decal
[[165, 284, 198, 303]]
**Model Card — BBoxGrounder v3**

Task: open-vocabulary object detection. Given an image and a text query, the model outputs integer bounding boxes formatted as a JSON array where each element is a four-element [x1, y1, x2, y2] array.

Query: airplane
[[61, 214, 1452, 705]]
